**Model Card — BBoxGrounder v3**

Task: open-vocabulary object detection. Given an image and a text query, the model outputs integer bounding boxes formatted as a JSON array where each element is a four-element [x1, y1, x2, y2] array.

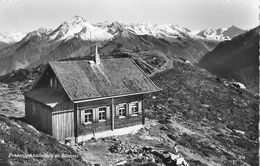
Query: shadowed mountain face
[[222, 25, 247, 39], [0, 42, 9, 50], [198, 26, 259, 91], [0, 16, 220, 76], [100, 28, 218, 64]]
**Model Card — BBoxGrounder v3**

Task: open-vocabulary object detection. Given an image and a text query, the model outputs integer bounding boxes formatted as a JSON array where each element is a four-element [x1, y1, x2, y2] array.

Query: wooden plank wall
[[52, 102, 74, 141], [50, 94, 145, 141], [24, 96, 52, 135]]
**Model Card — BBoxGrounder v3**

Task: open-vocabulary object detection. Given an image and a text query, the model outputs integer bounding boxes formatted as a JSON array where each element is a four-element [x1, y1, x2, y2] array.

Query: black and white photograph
[[0, 0, 258, 165]]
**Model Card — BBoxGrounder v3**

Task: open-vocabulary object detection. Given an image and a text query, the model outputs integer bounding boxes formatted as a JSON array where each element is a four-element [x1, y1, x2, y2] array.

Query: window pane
[[84, 109, 92, 123], [98, 107, 106, 120], [119, 104, 126, 117], [132, 103, 139, 113]]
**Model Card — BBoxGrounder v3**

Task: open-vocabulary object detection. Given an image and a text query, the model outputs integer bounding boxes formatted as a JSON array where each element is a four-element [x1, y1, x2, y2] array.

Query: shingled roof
[[48, 58, 160, 102]]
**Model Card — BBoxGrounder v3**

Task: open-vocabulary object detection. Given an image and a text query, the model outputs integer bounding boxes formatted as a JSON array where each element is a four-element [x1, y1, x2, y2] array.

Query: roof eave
[[72, 90, 160, 104]]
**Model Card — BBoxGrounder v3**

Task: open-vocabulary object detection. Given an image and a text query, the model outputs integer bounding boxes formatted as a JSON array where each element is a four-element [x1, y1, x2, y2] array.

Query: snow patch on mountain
[[0, 31, 27, 43], [117, 23, 191, 38], [195, 26, 246, 41], [49, 16, 113, 41], [196, 28, 230, 41]]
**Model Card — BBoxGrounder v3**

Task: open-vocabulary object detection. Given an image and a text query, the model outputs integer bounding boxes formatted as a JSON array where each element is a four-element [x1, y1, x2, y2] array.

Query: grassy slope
[[0, 115, 86, 166], [145, 60, 258, 165]]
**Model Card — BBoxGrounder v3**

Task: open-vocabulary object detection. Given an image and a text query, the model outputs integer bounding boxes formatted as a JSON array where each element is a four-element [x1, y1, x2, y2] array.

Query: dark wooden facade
[[25, 93, 144, 142]]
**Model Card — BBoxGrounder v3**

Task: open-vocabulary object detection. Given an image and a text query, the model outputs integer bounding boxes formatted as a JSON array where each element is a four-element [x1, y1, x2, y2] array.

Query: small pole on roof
[[95, 45, 101, 65], [89, 31, 92, 55]]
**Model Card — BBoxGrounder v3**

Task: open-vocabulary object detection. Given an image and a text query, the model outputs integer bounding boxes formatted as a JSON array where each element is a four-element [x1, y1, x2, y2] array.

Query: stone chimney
[[94, 45, 101, 65]]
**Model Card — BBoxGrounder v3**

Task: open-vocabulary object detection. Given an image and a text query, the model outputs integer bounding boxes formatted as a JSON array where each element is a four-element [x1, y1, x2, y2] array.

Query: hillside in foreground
[[0, 57, 258, 166], [0, 114, 85, 166]]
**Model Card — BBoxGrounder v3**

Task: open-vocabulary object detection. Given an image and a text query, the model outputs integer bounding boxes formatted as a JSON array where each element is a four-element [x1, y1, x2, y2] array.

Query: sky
[[0, 0, 258, 32]]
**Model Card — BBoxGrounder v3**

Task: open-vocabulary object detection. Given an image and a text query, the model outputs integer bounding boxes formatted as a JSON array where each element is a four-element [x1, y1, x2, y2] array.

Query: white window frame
[[118, 103, 127, 118], [131, 101, 139, 116], [98, 107, 106, 121], [84, 109, 93, 124]]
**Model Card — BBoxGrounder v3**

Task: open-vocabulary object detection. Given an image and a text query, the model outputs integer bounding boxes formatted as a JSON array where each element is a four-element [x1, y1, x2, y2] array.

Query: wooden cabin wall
[[78, 94, 144, 136], [24, 96, 52, 135], [78, 99, 112, 136], [114, 97, 143, 129], [52, 102, 74, 141]]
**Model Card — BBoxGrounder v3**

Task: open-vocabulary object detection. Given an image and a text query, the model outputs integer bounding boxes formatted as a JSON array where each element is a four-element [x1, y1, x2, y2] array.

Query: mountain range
[[0, 16, 247, 76], [0, 32, 27, 49], [196, 25, 247, 41]]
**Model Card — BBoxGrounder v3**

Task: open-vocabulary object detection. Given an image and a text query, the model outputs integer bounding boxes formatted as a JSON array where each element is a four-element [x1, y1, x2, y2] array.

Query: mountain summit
[[196, 25, 246, 41], [49, 16, 113, 41]]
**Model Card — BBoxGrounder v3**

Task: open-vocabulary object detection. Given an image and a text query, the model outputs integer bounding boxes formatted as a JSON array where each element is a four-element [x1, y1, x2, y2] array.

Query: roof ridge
[[48, 57, 132, 64], [130, 59, 161, 91]]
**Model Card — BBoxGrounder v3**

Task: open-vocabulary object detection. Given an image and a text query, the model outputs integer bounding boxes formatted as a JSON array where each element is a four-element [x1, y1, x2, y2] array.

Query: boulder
[[115, 160, 128, 166]]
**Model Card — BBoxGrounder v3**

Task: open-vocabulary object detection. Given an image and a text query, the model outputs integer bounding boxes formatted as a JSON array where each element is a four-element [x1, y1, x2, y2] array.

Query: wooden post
[[142, 99, 145, 125], [74, 103, 78, 144], [111, 98, 115, 130]]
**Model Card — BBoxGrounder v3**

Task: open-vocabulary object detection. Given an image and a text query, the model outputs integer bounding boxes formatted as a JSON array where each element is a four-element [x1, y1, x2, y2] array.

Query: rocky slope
[[198, 26, 259, 92], [147, 60, 258, 166], [0, 114, 85, 166]]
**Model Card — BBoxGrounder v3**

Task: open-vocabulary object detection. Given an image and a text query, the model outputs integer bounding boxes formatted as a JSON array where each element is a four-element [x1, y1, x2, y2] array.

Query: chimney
[[94, 45, 101, 65]]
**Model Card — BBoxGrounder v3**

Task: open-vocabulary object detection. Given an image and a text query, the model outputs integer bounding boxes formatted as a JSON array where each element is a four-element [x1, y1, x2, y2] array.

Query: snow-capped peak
[[196, 28, 230, 41], [68, 15, 87, 25], [22, 27, 52, 41], [195, 26, 246, 41], [122, 22, 190, 38], [0, 31, 27, 43], [48, 16, 114, 41]]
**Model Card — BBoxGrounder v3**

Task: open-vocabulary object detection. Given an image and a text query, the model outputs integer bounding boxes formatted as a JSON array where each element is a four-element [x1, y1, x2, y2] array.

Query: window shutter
[[115, 105, 119, 116], [128, 103, 132, 115], [126, 104, 129, 116], [106, 106, 110, 119], [138, 101, 142, 113], [81, 110, 84, 124], [94, 108, 99, 122], [54, 78, 57, 87], [50, 78, 52, 87]]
